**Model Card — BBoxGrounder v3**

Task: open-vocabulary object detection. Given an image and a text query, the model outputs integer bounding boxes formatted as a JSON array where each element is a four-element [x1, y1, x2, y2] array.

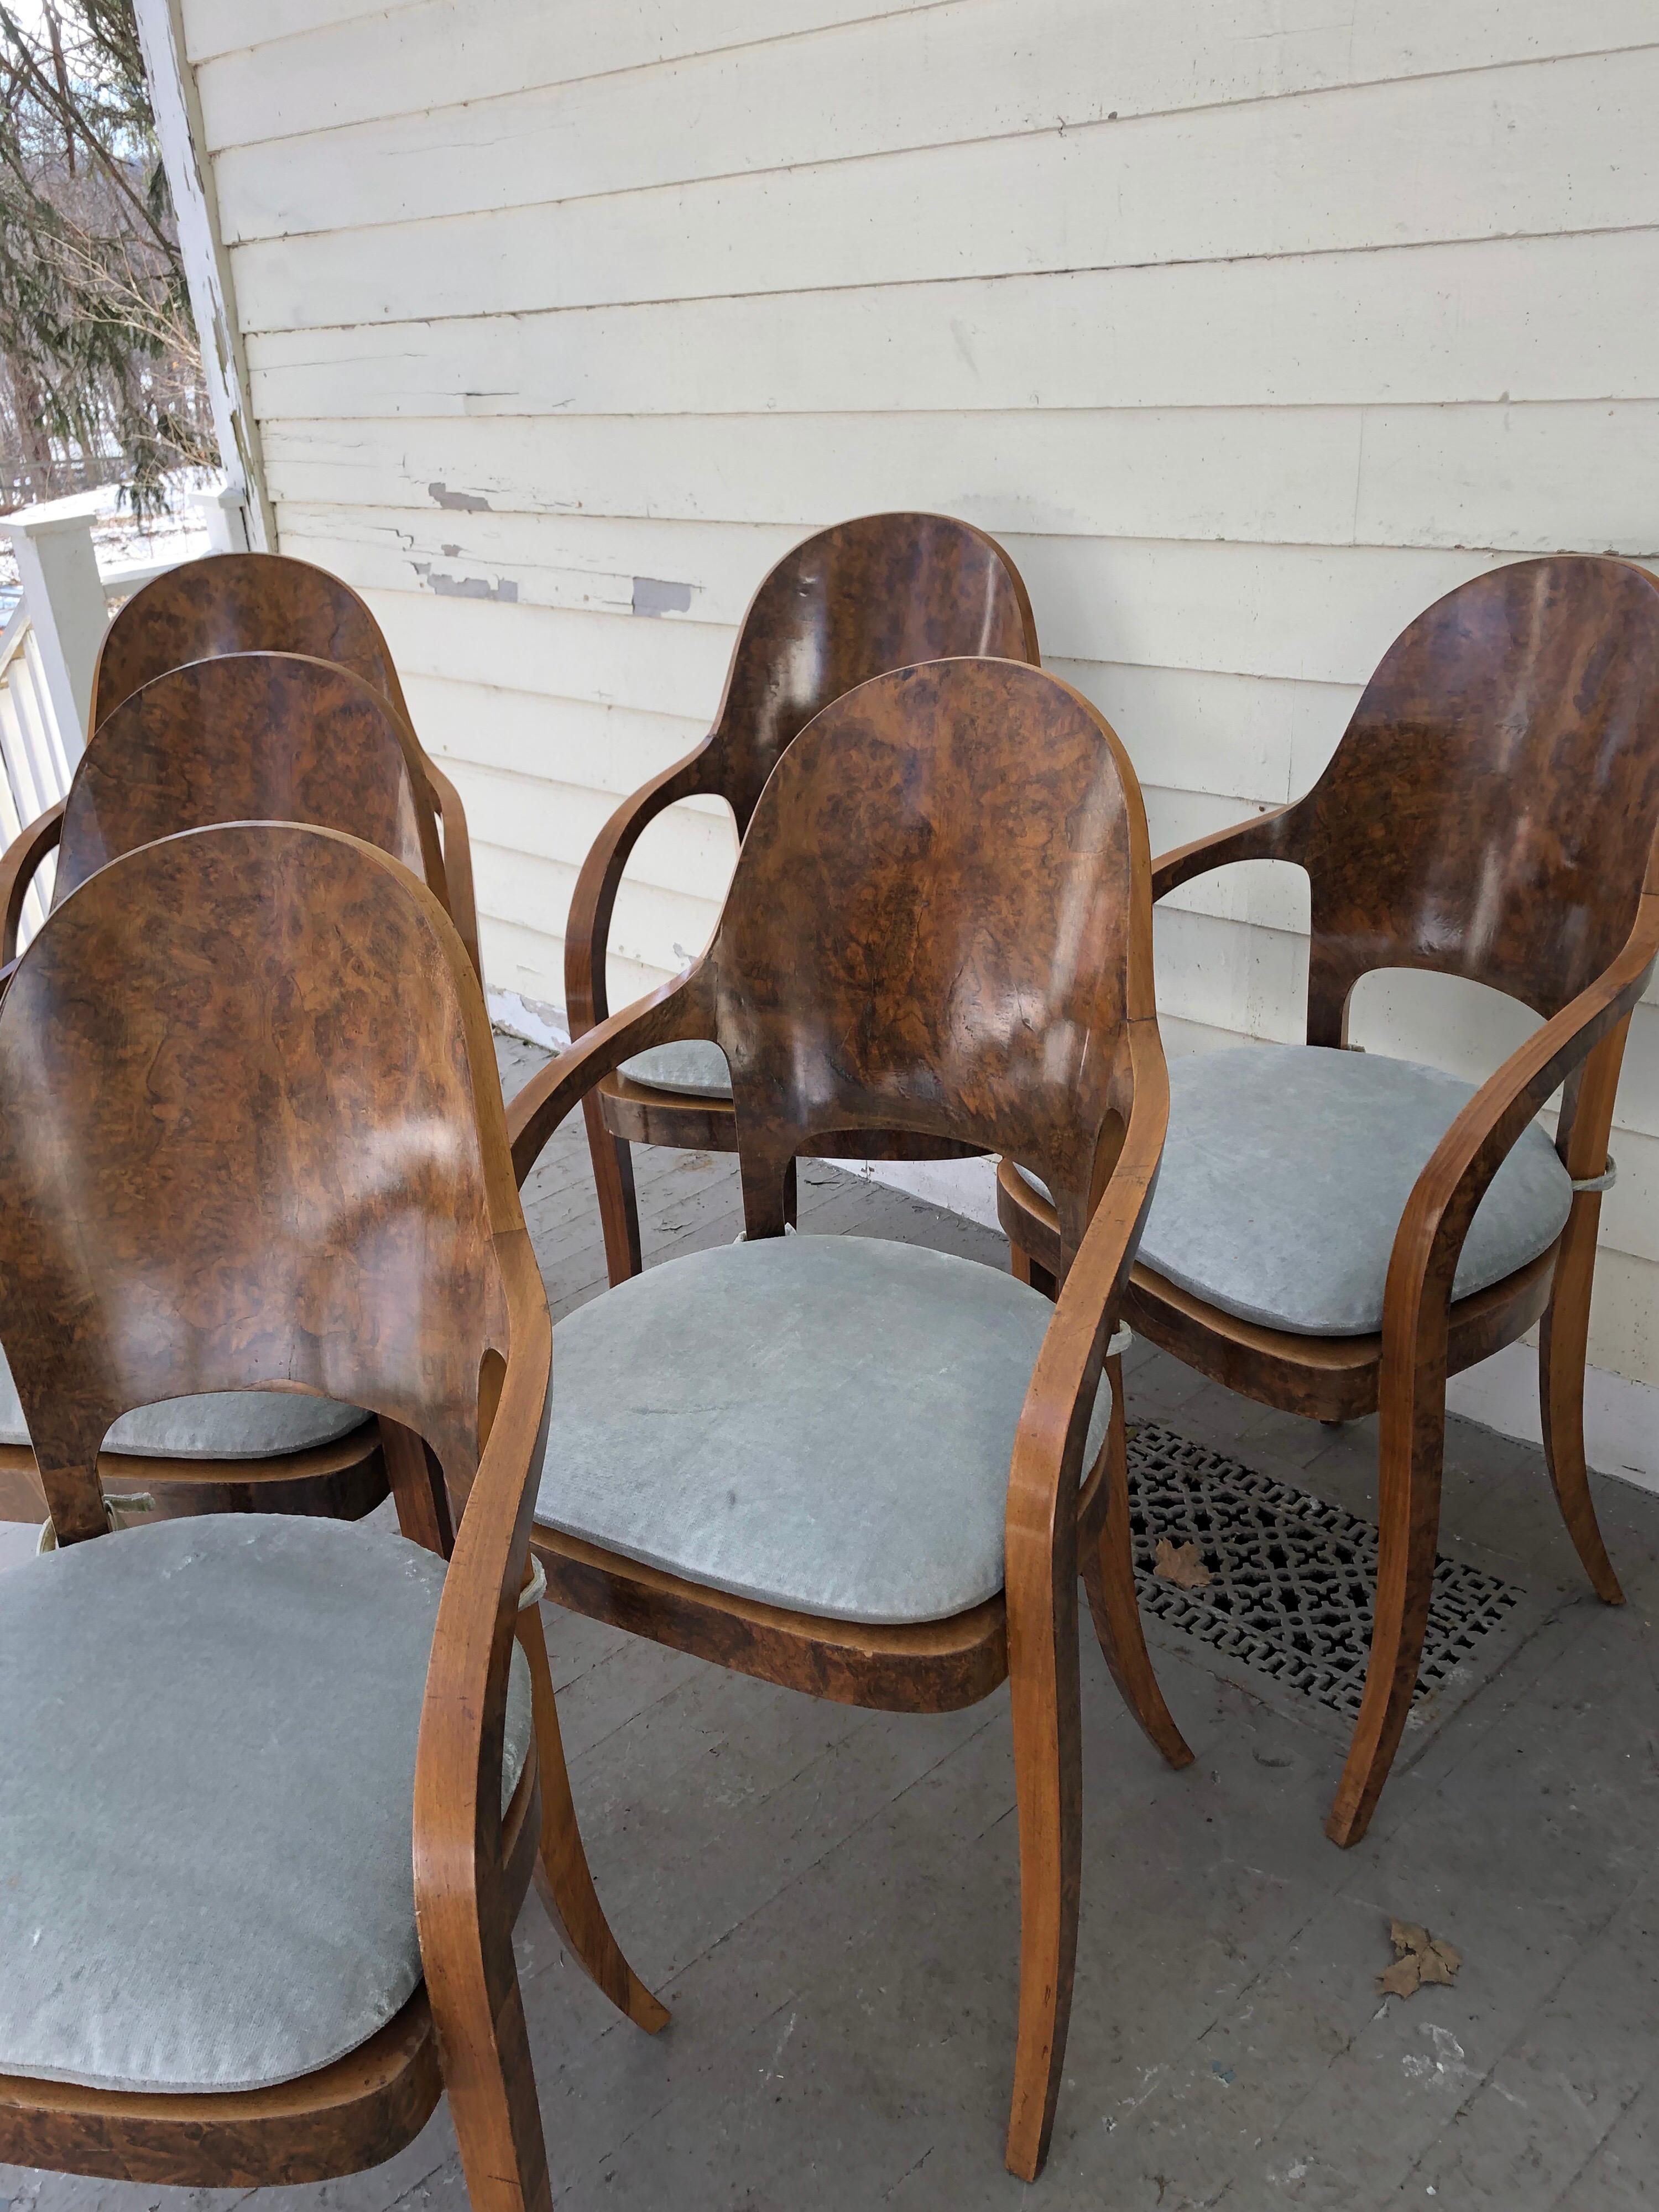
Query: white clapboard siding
[[184, 0, 1659, 1389], [190, 0, 924, 143], [261, 405, 1659, 556], [228, 50, 1659, 333], [281, 510, 1520, 689], [247, 229, 1659, 421], [202, 0, 1659, 242]]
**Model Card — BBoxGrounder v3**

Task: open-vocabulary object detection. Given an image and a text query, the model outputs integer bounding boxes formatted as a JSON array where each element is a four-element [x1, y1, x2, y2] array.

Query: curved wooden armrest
[[1383, 890, 1659, 1355], [1006, 1051, 1169, 1557], [507, 963, 717, 1186], [1151, 802, 1297, 904], [564, 743, 712, 1034], [0, 801, 64, 962], [412, 1234, 550, 1983], [423, 762, 482, 983]]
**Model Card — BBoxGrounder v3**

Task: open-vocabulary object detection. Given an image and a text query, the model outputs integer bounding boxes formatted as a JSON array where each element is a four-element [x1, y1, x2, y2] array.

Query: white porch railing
[[0, 601, 73, 941], [0, 480, 248, 948]]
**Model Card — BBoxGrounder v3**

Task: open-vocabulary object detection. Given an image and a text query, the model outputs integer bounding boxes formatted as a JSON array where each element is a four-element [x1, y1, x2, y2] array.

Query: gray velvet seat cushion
[[535, 1234, 1109, 1625], [0, 1342, 369, 1458], [0, 1512, 533, 2095], [617, 1039, 733, 1098], [1014, 1046, 1572, 1336]]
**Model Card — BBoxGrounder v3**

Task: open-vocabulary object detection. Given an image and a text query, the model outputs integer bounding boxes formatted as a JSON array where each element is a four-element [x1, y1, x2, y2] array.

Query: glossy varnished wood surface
[[54, 654, 444, 905], [513, 655, 1183, 2179], [1000, 555, 1659, 1849], [86, 551, 481, 978], [567, 512, 1041, 1279], [0, 825, 658, 2205], [0, 826, 505, 1545], [93, 552, 409, 732]]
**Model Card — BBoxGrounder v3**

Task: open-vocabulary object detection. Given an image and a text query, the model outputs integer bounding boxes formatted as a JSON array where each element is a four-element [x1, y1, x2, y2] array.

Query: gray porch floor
[[7, 1031, 1659, 2212]]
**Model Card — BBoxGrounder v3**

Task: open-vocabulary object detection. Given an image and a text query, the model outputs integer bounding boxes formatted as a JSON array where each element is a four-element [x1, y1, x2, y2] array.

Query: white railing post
[[189, 477, 250, 552], [1, 491, 108, 756]]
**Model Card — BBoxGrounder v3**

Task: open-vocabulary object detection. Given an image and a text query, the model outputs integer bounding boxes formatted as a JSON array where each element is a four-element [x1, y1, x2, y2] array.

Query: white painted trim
[[132, 0, 272, 550], [1444, 1342, 1659, 1496], [488, 987, 569, 1055]]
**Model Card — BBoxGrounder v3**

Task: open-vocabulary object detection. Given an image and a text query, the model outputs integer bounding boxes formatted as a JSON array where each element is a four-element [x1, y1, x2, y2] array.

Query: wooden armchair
[[566, 510, 1040, 1284], [997, 555, 1659, 1848], [88, 548, 480, 975], [0, 822, 662, 2209], [0, 651, 476, 1530], [510, 658, 1191, 2180]]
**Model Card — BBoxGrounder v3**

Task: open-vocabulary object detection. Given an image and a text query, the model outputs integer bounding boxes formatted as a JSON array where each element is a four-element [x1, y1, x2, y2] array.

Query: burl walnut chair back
[[1, 654, 446, 962], [999, 554, 1659, 1846], [509, 658, 1186, 2180], [90, 550, 480, 974], [0, 823, 660, 2208], [566, 511, 1040, 1282], [0, 653, 472, 1533]]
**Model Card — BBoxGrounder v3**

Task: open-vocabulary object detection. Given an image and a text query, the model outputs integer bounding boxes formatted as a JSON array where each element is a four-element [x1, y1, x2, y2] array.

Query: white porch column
[[1, 492, 107, 754]]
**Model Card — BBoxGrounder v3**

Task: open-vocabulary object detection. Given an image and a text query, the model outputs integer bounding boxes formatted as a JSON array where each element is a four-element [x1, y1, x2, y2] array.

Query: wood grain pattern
[[999, 555, 1659, 1845], [0, 823, 660, 2200], [92, 551, 407, 731], [54, 653, 444, 906], [0, 641, 483, 1527], [515, 656, 1186, 2179], [88, 550, 483, 979], [566, 511, 1039, 1285]]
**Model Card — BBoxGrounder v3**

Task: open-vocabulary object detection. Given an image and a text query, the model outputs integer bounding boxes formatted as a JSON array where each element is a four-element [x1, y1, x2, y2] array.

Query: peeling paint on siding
[[429, 481, 491, 511], [632, 575, 694, 615]]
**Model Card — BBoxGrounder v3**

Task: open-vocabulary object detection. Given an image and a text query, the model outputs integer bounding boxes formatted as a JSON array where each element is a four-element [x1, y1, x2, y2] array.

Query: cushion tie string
[[1571, 1155, 1616, 1196], [518, 1553, 547, 1611], [36, 1492, 157, 1555]]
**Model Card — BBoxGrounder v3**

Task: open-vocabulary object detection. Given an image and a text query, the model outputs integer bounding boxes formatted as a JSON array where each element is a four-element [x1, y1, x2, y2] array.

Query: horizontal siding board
[[246, 229, 1659, 419], [362, 586, 734, 721], [400, 670, 716, 801], [471, 838, 717, 986], [296, 515, 1521, 688], [227, 51, 1659, 331], [192, 0, 924, 147], [206, 1, 1659, 242], [272, 505, 806, 626], [461, 761, 737, 902], [261, 405, 1659, 557]]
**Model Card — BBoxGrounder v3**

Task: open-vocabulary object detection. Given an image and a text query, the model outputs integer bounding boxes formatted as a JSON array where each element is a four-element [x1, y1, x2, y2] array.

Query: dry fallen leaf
[[1153, 1537, 1213, 1590], [1380, 1919, 1462, 1998]]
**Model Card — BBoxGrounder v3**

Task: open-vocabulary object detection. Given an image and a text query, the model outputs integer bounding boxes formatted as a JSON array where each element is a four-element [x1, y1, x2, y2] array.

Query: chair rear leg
[[1081, 1363, 1192, 1768], [1005, 1527, 1082, 2180], [1326, 1371, 1443, 1848], [517, 1605, 669, 2032], [581, 1094, 643, 1285], [1540, 1206, 1624, 1604]]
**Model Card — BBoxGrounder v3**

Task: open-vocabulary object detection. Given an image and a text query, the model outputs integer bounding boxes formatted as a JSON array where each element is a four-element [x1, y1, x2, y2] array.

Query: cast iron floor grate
[[1125, 1421, 1524, 1720]]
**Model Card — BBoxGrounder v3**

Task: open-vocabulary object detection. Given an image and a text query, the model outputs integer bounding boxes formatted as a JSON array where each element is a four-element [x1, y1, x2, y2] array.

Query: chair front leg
[[431, 1921, 554, 2212], [1004, 1512, 1082, 2181], [581, 1094, 643, 1285], [515, 1604, 669, 2030], [1081, 1359, 1192, 1770], [1325, 1360, 1444, 1849]]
